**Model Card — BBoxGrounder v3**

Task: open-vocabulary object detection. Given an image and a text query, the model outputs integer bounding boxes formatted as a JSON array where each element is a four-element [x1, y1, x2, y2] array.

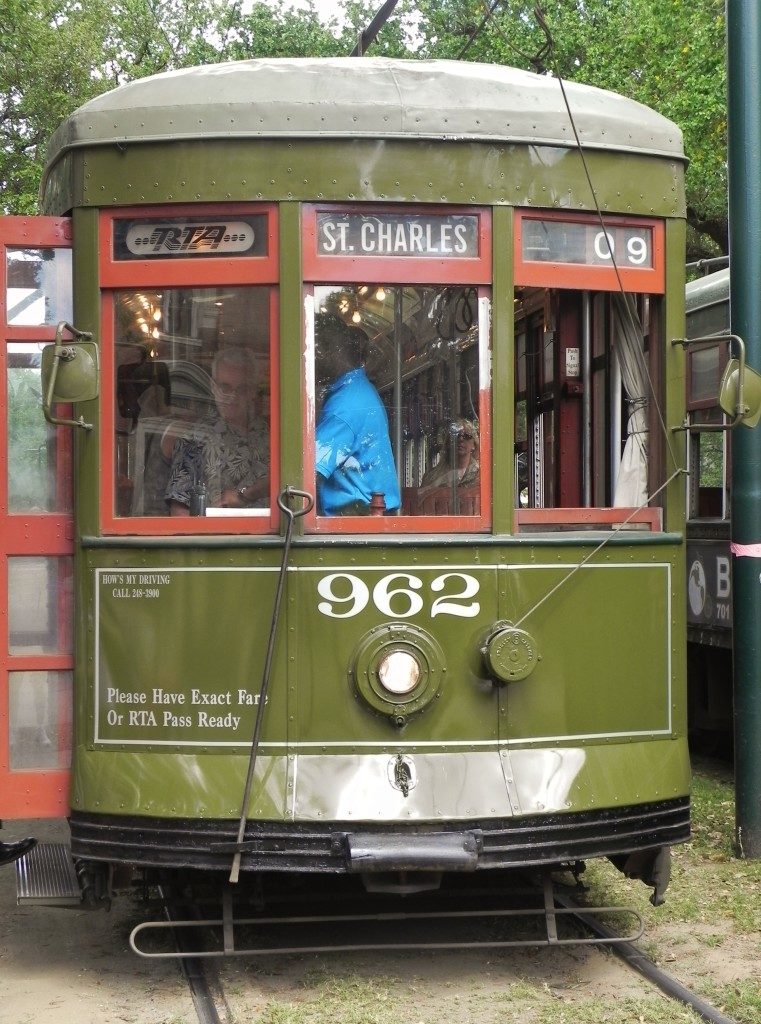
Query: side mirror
[[41, 322, 99, 430], [719, 357, 761, 428], [672, 332, 761, 431]]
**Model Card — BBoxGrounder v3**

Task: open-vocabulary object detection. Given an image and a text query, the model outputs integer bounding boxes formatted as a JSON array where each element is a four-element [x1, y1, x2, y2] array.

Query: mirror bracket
[[671, 333, 759, 432], [42, 321, 97, 431]]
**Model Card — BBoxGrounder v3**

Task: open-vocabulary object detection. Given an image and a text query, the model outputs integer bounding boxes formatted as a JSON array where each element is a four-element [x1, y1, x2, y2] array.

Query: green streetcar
[[3, 58, 696, 925]]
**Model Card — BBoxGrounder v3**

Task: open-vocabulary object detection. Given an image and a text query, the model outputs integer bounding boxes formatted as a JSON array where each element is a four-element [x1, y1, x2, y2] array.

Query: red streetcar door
[[0, 217, 74, 818]]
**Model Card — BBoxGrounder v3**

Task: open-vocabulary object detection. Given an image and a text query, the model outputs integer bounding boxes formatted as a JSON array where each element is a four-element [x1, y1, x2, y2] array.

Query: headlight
[[351, 623, 445, 724], [377, 650, 421, 695]]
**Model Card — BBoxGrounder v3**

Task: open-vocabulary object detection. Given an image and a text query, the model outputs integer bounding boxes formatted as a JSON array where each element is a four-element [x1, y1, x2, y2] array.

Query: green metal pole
[[727, 0, 761, 858]]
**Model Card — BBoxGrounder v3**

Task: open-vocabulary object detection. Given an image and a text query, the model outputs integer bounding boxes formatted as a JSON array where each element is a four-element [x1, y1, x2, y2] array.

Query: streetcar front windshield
[[312, 284, 485, 520], [112, 286, 271, 518]]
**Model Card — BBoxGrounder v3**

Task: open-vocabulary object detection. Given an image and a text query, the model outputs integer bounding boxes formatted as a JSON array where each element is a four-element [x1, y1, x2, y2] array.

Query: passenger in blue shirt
[[314, 315, 401, 516]]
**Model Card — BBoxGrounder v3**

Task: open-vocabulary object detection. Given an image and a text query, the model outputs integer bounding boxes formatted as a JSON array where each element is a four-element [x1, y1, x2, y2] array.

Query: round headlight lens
[[377, 650, 421, 695]]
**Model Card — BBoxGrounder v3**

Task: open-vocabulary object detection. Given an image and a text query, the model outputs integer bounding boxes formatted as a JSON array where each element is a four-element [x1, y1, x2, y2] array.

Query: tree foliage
[[1, 0, 728, 257], [0, 0, 345, 213], [412, 0, 727, 257]]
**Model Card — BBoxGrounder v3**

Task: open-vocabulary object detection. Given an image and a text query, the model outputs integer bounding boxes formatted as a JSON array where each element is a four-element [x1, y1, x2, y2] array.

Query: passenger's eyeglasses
[[213, 380, 248, 399]]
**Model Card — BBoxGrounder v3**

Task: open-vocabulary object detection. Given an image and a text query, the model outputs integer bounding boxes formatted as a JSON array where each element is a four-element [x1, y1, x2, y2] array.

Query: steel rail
[[557, 896, 740, 1024], [159, 885, 233, 1024]]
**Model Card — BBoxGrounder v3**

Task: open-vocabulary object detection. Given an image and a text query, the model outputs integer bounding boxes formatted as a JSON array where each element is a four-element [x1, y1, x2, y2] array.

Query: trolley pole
[[727, 0, 761, 858]]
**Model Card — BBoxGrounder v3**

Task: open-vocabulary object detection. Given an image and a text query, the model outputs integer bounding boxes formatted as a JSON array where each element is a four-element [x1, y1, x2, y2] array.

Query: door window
[[5, 247, 72, 326], [1, 216, 73, 817], [7, 344, 72, 513]]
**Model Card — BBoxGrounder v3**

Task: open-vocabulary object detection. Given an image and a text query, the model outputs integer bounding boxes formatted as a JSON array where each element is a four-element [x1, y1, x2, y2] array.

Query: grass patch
[[254, 985, 706, 1024], [256, 974, 403, 1024], [581, 764, 761, 935], [688, 767, 737, 860], [700, 979, 761, 1024], [532, 996, 701, 1023]]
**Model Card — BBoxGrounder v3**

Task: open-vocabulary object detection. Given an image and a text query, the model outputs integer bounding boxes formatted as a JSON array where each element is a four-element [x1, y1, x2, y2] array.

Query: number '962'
[[316, 572, 481, 619]]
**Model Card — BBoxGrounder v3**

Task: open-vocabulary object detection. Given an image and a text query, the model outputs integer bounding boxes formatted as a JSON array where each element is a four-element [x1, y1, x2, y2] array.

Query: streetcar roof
[[45, 57, 684, 167], [686, 268, 730, 314]]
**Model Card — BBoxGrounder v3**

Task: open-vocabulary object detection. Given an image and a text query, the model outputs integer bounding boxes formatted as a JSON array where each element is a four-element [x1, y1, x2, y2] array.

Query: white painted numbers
[[317, 571, 481, 619], [593, 229, 650, 266]]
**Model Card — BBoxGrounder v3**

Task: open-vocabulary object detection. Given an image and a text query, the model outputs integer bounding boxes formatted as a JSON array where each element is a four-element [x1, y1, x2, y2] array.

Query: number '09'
[[317, 572, 480, 619], [593, 231, 649, 266]]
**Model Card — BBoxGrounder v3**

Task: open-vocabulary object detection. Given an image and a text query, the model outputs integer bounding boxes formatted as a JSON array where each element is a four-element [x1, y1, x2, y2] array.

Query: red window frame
[[303, 203, 491, 285], [0, 216, 74, 817], [98, 204, 280, 536], [514, 210, 665, 294], [302, 204, 492, 535], [515, 507, 662, 531]]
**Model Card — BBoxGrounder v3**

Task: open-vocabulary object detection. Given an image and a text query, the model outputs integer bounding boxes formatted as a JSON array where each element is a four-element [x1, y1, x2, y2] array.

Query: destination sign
[[113, 215, 268, 260], [521, 218, 653, 269], [316, 213, 479, 258]]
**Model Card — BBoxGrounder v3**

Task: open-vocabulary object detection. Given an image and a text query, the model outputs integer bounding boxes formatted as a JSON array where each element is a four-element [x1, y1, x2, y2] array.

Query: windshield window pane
[[314, 285, 482, 517], [113, 287, 270, 518]]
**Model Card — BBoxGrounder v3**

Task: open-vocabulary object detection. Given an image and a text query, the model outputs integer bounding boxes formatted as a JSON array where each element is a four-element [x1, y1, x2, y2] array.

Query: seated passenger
[[421, 418, 480, 489], [315, 313, 401, 516], [165, 347, 269, 515]]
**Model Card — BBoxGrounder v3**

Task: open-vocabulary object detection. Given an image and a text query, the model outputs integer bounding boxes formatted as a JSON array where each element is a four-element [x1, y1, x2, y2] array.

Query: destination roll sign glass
[[316, 213, 479, 258], [113, 215, 268, 260], [521, 218, 653, 269], [514, 211, 664, 293]]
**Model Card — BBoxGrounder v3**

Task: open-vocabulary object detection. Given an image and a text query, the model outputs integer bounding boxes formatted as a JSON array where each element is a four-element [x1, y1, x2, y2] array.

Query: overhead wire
[[483, 2, 683, 477], [455, 3, 688, 624], [456, 0, 504, 60]]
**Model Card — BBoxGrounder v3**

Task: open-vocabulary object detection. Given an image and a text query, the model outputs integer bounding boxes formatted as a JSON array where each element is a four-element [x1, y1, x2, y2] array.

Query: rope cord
[[457, 5, 689, 629], [484, 4, 683, 480], [513, 467, 686, 630], [551, 68, 681, 477]]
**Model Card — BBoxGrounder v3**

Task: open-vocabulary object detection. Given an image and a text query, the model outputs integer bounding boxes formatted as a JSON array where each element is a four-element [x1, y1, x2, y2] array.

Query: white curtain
[[612, 294, 649, 507]]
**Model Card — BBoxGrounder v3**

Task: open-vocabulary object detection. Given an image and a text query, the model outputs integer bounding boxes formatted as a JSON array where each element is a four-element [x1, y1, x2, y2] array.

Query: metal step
[[15, 842, 82, 907]]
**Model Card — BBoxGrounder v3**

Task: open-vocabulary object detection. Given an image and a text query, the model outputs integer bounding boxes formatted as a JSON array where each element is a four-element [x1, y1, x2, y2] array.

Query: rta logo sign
[[125, 221, 256, 255]]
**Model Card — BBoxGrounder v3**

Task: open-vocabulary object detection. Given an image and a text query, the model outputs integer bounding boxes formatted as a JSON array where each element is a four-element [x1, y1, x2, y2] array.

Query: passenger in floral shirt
[[165, 347, 269, 515]]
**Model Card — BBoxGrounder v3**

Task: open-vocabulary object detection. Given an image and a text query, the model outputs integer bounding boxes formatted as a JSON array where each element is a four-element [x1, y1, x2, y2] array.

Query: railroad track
[[155, 883, 739, 1024], [557, 897, 739, 1024], [159, 886, 233, 1024]]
